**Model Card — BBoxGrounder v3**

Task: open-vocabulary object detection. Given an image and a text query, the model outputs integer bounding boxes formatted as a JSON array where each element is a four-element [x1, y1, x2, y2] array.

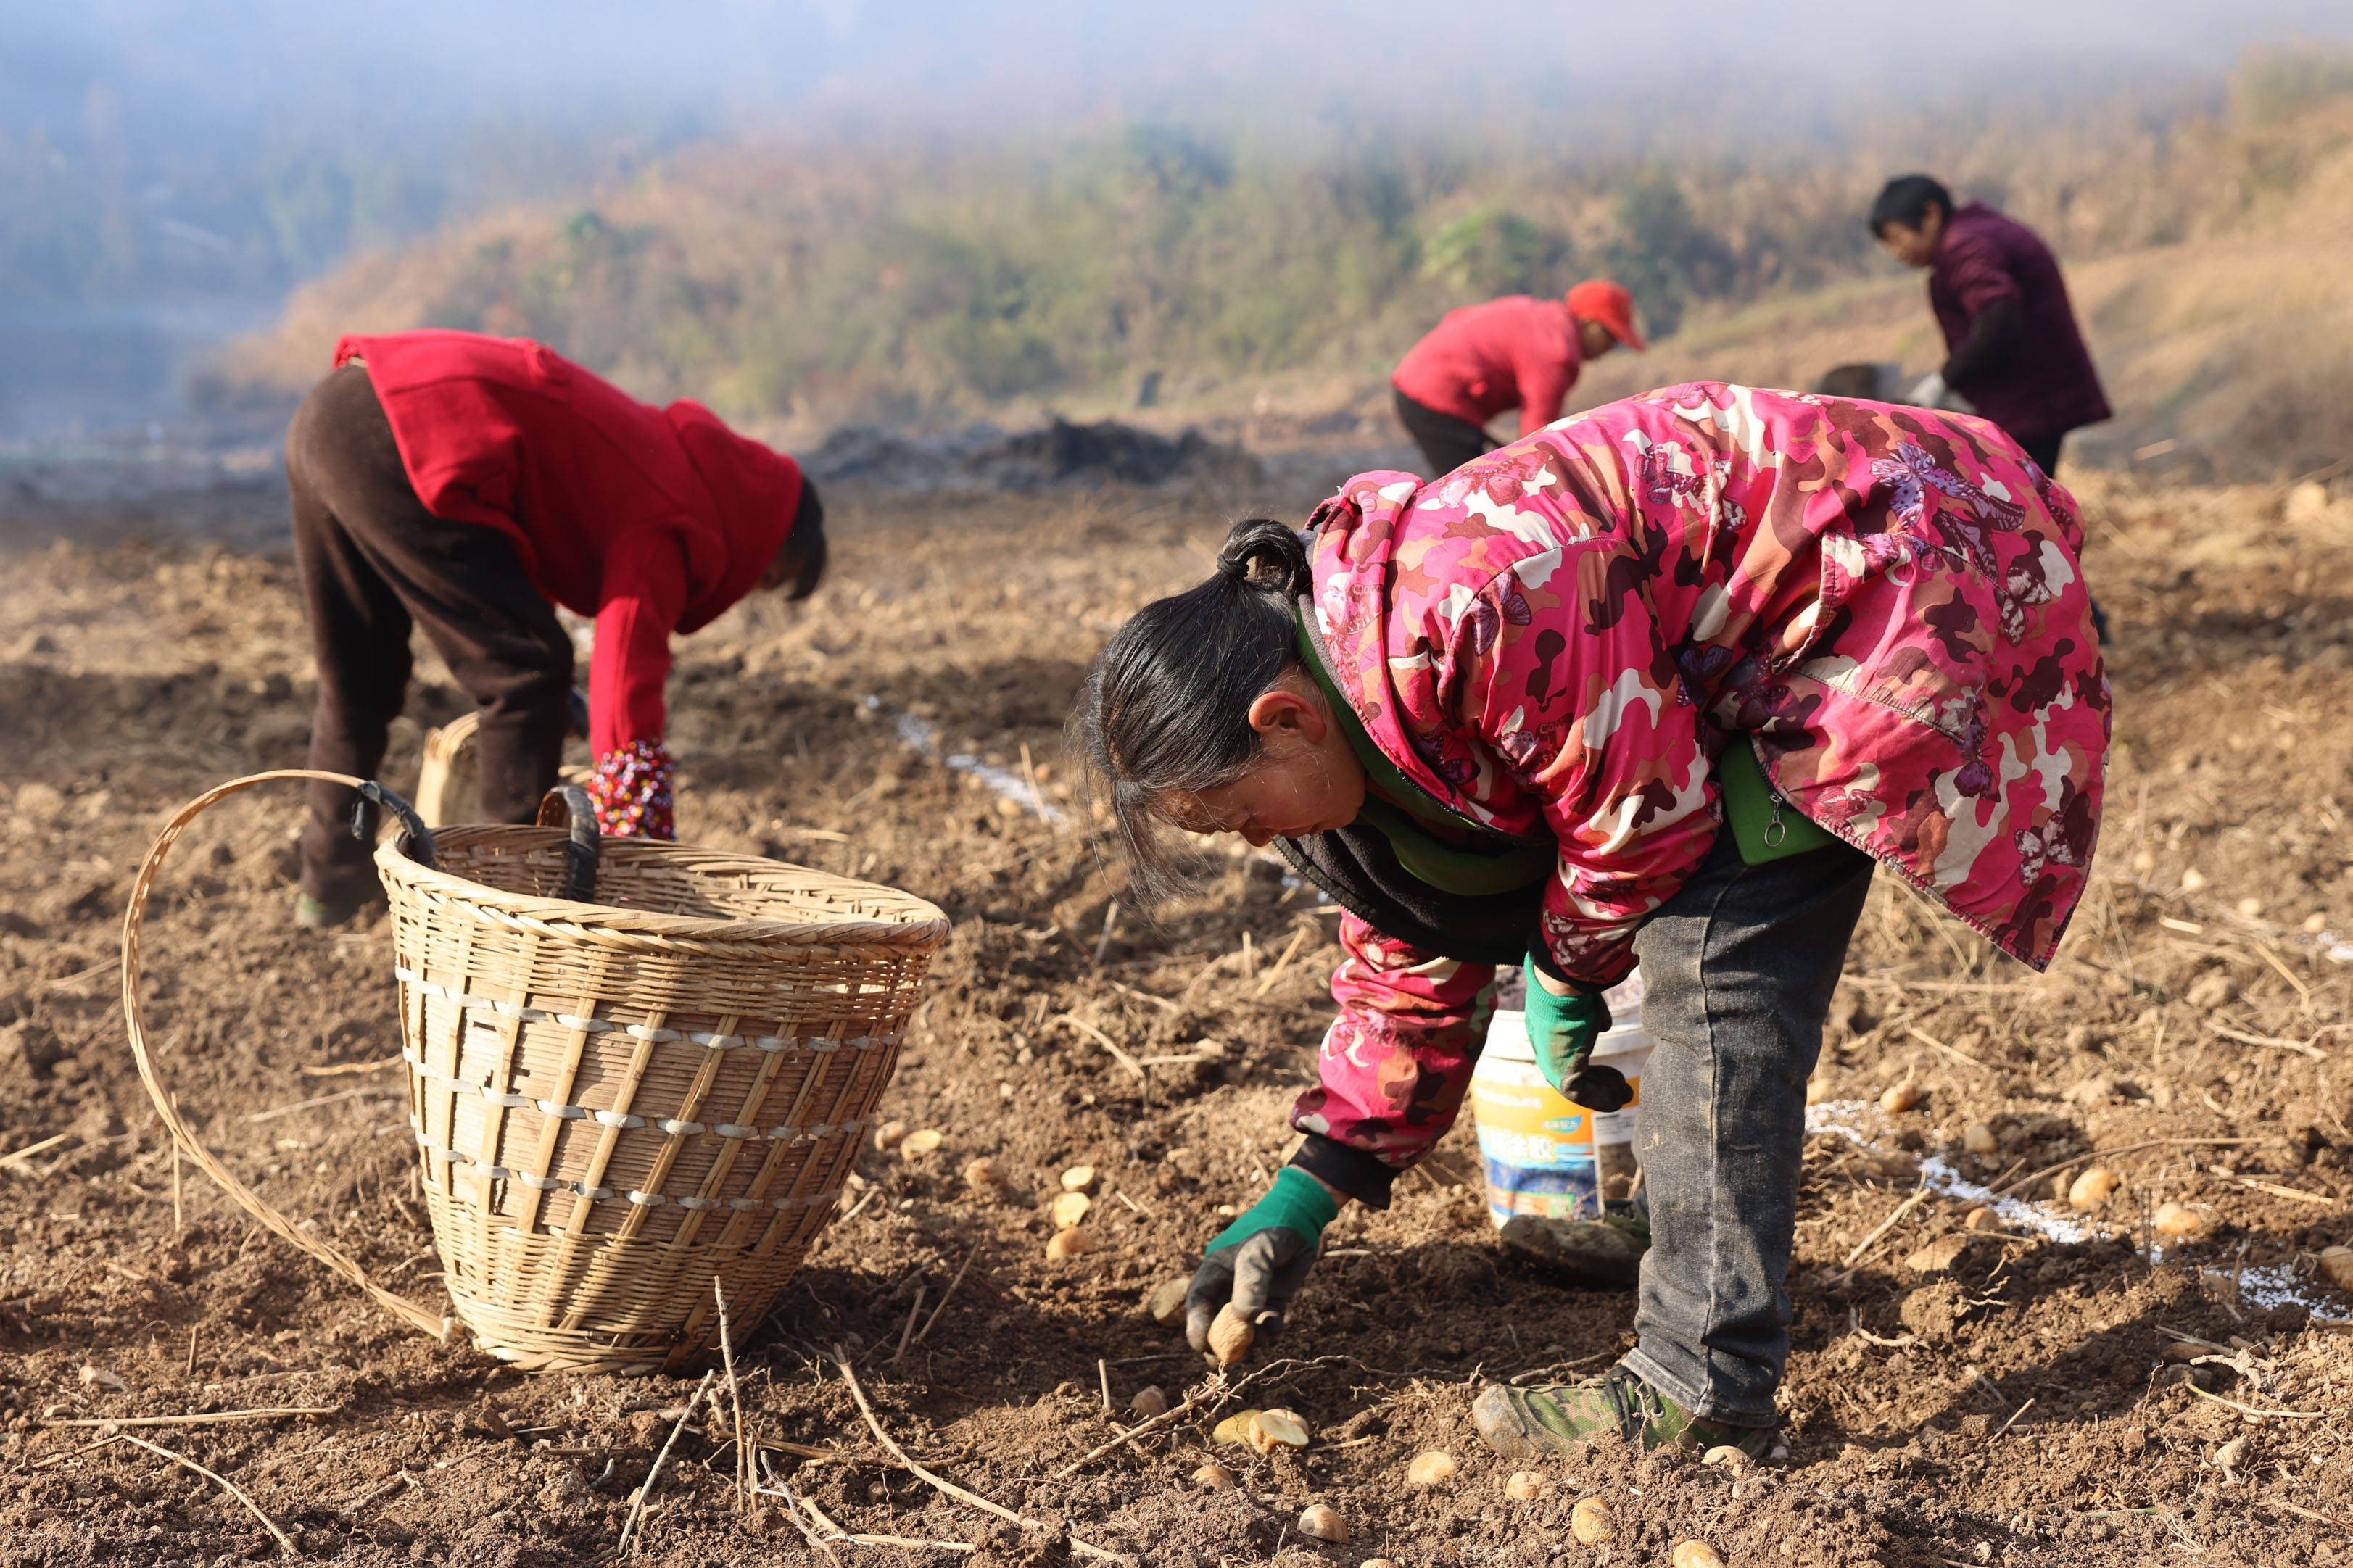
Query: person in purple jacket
[[1869, 174, 2112, 477]]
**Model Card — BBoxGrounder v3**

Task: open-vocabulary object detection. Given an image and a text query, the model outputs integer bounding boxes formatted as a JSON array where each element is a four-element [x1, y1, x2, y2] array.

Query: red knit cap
[[1565, 280, 1647, 352]]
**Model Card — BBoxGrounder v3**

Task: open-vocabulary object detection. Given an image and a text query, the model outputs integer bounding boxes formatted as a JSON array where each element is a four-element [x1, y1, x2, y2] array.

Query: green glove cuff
[[1206, 1166, 1340, 1255], [1522, 954, 1610, 1085]]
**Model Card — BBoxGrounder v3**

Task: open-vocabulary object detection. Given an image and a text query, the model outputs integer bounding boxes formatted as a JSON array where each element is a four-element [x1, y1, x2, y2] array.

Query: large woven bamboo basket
[[123, 771, 950, 1374]]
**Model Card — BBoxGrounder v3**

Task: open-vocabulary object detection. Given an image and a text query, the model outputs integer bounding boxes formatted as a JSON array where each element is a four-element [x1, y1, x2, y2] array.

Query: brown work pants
[[289, 363, 573, 903]]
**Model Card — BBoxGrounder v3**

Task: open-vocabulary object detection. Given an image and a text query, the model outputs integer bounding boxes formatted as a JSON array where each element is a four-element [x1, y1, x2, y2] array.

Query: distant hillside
[[208, 49, 2353, 481]]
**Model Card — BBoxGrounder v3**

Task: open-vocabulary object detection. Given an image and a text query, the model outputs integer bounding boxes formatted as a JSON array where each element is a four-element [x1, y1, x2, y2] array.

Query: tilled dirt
[[1, 468, 2351, 1567]]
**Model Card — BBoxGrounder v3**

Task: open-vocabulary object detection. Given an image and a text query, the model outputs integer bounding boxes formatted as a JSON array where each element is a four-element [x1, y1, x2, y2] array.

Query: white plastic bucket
[[1471, 968, 1652, 1225], [1471, 1015, 1597, 1226]]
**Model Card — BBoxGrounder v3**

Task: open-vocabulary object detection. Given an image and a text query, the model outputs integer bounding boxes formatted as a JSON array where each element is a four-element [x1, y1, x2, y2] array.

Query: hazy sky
[[10, 0, 2353, 152]]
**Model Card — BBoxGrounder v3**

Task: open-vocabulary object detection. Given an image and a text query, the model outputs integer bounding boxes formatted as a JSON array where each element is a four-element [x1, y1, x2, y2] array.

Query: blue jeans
[[1619, 829, 1875, 1427]]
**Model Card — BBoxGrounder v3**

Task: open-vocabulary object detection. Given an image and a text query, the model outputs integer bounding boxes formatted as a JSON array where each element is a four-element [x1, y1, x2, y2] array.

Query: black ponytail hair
[[1071, 518, 1313, 901]]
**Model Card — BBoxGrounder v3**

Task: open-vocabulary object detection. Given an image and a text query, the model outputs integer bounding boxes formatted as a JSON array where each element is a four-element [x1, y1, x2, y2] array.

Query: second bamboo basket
[[125, 771, 950, 1374]]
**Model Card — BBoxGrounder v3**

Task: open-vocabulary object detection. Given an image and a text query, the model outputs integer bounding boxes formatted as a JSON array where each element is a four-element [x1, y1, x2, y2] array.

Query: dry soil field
[[2, 465, 2352, 1567]]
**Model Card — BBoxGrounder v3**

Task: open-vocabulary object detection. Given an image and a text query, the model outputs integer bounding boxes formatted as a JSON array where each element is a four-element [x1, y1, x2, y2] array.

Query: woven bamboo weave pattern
[[376, 825, 949, 1372]]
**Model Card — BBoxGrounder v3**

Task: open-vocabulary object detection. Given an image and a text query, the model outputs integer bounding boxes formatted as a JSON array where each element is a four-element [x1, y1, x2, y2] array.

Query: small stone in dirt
[[1963, 1122, 1998, 1155], [963, 1157, 1007, 1192], [1146, 1277, 1188, 1327], [1061, 1164, 1096, 1191], [1406, 1450, 1456, 1488], [2064, 1074, 2139, 1107], [1297, 1504, 1348, 1544], [1963, 1206, 2003, 1232], [1361, 1561, 1401, 1568], [1571, 1496, 1613, 1545], [2184, 970, 2234, 1009], [1700, 1445, 1748, 1469], [2153, 1202, 2204, 1237], [78, 1365, 125, 1391], [1207, 1303, 1255, 1366], [1859, 1150, 1920, 1183], [1051, 1191, 1091, 1229], [900, 1128, 944, 1159], [1903, 1233, 1974, 1274], [1251, 1409, 1310, 1452], [2318, 1246, 2353, 1292], [1505, 1470, 1553, 1500], [1193, 1463, 1237, 1490], [1880, 1077, 1923, 1115], [1130, 1385, 1170, 1419], [874, 1120, 909, 1152], [1043, 1227, 1096, 1261], [2212, 1436, 2248, 1474], [1671, 1543, 1725, 1568], [2069, 1166, 2122, 1208]]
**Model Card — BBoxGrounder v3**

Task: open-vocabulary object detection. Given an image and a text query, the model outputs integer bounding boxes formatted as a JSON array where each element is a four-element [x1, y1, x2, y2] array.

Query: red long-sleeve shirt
[[1391, 296, 1584, 436], [334, 331, 803, 758]]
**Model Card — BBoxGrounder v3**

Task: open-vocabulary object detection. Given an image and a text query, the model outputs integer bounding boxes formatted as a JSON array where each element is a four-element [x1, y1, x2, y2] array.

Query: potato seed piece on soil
[[899, 1127, 944, 1159], [1061, 1163, 1096, 1191], [2069, 1165, 2122, 1208], [2153, 1202, 2204, 1237], [1504, 1470, 1553, 1500], [1879, 1077, 1923, 1114], [1193, 1464, 1237, 1491], [962, 1157, 1006, 1191], [874, 1120, 908, 1152], [1043, 1227, 1096, 1261], [1251, 1409, 1311, 1452], [1406, 1450, 1457, 1488], [2320, 1245, 2353, 1292], [1051, 1191, 1092, 1229], [1210, 1410, 1263, 1446], [1571, 1496, 1613, 1545], [1297, 1505, 1348, 1544], [1146, 1277, 1188, 1327], [1671, 1543, 1725, 1568], [1130, 1385, 1170, 1419], [1207, 1303, 1256, 1366]]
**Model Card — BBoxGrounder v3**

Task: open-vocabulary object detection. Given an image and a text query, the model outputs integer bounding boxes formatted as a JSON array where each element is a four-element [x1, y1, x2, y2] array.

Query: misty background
[[5, 0, 2352, 456]]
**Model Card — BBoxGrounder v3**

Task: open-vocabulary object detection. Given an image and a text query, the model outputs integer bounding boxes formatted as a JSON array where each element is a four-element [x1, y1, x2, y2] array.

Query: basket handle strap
[[120, 770, 452, 1343], [534, 786, 600, 903]]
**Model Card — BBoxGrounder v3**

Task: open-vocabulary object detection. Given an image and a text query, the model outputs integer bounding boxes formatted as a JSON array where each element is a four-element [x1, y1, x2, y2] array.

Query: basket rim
[[372, 825, 951, 953]]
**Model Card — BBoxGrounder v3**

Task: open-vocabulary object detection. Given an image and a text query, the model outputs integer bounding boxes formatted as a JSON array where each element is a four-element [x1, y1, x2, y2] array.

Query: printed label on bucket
[[1469, 1055, 1598, 1225]]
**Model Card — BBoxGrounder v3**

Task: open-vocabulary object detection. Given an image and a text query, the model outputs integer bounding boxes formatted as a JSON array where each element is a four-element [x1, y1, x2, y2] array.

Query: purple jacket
[[1930, 204, 2111, 445]]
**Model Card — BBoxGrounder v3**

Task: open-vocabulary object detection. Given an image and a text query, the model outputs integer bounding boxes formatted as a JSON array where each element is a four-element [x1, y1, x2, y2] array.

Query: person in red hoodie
[[1390, 279, 1645, 477], [284, 330, 826, 926]]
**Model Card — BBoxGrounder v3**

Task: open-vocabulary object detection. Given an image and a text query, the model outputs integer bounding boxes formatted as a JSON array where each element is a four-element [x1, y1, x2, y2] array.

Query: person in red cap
[[1390, 279, 1645, 477], [283, 329, 827, 927]]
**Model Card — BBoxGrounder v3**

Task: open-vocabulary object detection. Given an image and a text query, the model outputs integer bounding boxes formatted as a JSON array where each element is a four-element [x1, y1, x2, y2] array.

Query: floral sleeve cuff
[[587, 739, 676, 841]]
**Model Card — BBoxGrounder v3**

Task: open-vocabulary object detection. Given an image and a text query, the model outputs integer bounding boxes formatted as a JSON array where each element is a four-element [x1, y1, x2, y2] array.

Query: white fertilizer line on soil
[[862, 694, 1065, 825], [1804, 1101, 2330, 1314]]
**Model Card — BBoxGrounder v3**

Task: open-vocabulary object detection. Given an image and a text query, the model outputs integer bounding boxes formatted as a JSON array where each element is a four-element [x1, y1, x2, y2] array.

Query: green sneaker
[[1472, 1363, 1773, 1460], [1499, 1208, 1650, 1289]]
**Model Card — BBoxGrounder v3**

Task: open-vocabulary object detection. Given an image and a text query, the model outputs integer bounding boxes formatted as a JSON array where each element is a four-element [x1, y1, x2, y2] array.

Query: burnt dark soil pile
[[1, 469, 2349, 1566]]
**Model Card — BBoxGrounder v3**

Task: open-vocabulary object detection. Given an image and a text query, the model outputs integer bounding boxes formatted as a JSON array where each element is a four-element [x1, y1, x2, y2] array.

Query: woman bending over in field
[[1073, 382, 2106, 1457]]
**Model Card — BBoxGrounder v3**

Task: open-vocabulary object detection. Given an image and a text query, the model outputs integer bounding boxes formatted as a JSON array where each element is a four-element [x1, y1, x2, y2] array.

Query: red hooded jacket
[[1391, 296, 1584, 436], [334, 331, 803, 758]]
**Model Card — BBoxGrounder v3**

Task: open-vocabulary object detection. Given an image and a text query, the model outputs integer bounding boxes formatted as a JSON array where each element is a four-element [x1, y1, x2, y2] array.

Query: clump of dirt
[[0, 470, 2348, 1565]]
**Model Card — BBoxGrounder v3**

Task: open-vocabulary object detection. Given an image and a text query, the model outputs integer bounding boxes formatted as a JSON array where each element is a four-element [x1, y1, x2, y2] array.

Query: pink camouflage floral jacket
[[1290, 381, 2108, 1187]]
